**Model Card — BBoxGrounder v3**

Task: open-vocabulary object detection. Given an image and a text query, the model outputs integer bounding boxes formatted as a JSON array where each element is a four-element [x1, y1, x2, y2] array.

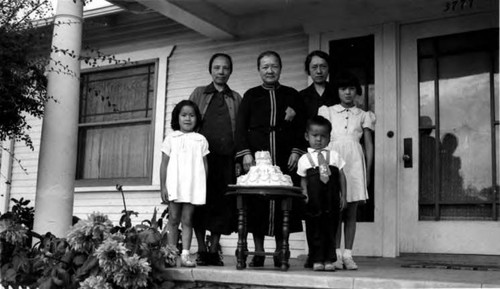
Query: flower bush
[[0, 187, 178, 289]]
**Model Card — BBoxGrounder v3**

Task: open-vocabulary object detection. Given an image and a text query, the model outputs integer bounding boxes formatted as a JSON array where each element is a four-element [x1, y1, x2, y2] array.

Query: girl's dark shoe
[[248, 255, 265, 267], [196, 252, 209, 266], [209, 252, 224, 266]]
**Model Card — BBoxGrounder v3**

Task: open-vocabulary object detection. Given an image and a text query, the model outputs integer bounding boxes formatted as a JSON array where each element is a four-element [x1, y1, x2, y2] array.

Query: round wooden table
[[226, 185, 305, 271]]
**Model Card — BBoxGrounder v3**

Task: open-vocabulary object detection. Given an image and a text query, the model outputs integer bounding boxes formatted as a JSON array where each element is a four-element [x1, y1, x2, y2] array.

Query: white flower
[[79, 275, 112, 289], [94, 238, 128, 275], [0, 218, 28, 245], [66, 212, 113, 252], [113, 254, 151, 289]]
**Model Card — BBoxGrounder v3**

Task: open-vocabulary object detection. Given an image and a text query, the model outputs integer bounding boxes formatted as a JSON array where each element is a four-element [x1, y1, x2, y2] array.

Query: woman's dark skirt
[[193, 153, 237, 235]]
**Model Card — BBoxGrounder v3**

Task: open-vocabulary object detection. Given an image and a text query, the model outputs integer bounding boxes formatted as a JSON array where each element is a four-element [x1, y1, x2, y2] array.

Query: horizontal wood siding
[[9, 115, 42, 204], [7, 15, 308, 257]]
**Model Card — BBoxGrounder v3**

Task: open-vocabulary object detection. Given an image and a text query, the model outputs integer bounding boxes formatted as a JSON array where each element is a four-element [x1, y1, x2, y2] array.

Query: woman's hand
[[242, 154, 255, 173], [287, 152, 299, 171], [160, 187, 169, 205], [235, 163, 242, 177], [303, 192, 309, 204], [284, 107, 296, 122]]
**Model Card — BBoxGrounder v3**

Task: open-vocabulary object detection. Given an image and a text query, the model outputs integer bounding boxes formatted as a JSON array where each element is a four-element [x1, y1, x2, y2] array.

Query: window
[[330, 35, 375, 222], [418, 28, 499, 220], [77, 62, 156, 186]]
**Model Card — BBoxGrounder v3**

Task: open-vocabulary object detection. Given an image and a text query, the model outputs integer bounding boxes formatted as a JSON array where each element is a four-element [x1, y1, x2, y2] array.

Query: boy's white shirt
[[296, 147, 346, 177]]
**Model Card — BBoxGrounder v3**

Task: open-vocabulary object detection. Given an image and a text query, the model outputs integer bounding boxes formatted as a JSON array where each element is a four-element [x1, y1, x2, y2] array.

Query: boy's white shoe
[[333, 259, 344, 270], [343, 256, 358, 270]]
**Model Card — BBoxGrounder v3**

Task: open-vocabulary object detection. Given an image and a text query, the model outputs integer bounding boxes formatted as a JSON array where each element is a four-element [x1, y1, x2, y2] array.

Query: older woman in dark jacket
[[235, 51, 306, 268]]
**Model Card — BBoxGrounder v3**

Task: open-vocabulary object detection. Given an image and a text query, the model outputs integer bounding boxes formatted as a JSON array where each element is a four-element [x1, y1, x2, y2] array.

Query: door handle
[[403, 138, 413, 168]]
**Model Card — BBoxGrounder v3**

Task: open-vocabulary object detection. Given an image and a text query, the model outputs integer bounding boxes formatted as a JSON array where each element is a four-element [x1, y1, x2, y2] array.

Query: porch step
[[163, 256, 500, 288]]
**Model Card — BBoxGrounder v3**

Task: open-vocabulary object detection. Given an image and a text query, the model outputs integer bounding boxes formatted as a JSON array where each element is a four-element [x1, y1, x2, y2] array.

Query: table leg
[[280, 198, 291, 271], [235, 195, 247, 269]]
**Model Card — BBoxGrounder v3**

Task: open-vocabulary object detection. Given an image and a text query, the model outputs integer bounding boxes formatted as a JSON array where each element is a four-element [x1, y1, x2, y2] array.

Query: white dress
[[318, 104, 375, 202], [160, 131, 209, 205]]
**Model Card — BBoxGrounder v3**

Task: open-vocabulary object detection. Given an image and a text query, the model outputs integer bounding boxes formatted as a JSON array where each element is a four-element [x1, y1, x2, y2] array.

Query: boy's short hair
[[170, 100, 202, 131], [306, 115, 332, 133]]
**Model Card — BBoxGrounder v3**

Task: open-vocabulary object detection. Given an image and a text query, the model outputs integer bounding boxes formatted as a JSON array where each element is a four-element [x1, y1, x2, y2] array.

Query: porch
[[164, 254, 500, 288]]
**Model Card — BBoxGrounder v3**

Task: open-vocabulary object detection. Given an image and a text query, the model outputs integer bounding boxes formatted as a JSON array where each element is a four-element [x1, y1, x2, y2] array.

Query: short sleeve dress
[[318, 104, 375, 202], [160, 131, 209, 205]]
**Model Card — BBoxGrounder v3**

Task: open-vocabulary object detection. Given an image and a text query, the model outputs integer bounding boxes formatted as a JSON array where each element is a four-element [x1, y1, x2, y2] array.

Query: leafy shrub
[[0, 186, 177, 289]]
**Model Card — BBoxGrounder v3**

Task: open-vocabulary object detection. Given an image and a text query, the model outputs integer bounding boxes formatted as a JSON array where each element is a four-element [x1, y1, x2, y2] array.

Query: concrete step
[[163, 255, 500, 288]]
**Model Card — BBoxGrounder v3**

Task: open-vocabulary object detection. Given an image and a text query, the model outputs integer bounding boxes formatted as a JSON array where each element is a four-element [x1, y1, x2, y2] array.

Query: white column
[[33, 0, 83, 237]]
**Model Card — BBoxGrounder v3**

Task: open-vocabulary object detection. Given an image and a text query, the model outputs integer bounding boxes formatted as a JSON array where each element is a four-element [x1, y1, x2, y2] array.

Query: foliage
[[0, 0, 53, 150], [0, 186, 177, 289], [9, 197, 35, 230], [0, 0, 128, 151]]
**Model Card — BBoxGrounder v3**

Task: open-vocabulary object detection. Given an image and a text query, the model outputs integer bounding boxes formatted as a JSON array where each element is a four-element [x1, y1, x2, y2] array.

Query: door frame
[[313, 24, 400, 257], [398, 13, 499, 254]]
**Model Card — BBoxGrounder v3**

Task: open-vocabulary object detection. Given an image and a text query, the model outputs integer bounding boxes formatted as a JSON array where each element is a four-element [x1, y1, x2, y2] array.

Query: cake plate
[[226, 185, 305, 271]]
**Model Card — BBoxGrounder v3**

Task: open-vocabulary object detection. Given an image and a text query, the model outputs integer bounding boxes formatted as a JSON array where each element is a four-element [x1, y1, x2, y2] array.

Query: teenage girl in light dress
[[160, 100, 209, 267], [318, 71, 375, 270]]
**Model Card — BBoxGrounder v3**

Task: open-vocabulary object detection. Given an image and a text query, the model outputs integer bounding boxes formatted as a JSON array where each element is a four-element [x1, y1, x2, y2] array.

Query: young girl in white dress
[[160, 100, 209, 267], [318, 71, 375, 270]]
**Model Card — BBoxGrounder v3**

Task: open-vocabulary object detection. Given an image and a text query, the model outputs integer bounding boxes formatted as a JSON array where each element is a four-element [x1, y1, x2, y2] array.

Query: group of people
[[159, 50, 375, 272]]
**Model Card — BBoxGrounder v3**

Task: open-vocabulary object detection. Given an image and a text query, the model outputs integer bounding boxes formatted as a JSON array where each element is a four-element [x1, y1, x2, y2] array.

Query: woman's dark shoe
[[208, 252, 224, 266], [303, 256, 313, 268], [273, 255, 282, 267], [196, 252, 209, 266], [248, 255, 265, 267]]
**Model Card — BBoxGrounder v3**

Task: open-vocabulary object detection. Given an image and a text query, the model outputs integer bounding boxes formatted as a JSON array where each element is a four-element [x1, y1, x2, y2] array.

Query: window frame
[[76, 59, 159, 187], [417, 28, 499, 221], [75, 45, 176, 193]]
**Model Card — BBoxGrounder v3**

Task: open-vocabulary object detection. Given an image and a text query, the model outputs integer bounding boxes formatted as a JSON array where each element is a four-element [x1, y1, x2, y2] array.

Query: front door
[[399, 15, 499, 254], [321, 28, 383, 256]]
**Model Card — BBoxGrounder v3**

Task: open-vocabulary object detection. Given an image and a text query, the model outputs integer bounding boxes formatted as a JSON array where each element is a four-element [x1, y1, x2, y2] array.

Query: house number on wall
[[444, 0, 474, 12]]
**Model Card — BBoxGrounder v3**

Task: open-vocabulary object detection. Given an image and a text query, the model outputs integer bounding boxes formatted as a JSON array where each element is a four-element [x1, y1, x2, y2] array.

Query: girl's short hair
[[170, 100, 202, 131], [334, 70, 362, 96], [304, 50, 330, 75], [208, 53, 233, 73], [257, 50, 282, 70]]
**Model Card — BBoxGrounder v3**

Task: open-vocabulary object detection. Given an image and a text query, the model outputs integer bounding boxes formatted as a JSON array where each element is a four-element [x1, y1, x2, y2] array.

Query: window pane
[[496, 125, 499, 199], [419, 127, 437, 205], [77, 63, 156, 184], [438, 52, 493, 204], [419, 58, 436, 124], [78, 123, 151, 179], [417, 28, 498, 220], [495, 52, 499, 120], [80, 64, 154, 123], [440, 205, 492, 220], [330, 35, 375, 222]]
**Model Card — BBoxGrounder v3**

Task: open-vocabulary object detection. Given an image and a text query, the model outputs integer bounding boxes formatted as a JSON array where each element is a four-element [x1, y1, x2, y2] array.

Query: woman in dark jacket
[[235, 51, 306, 267]]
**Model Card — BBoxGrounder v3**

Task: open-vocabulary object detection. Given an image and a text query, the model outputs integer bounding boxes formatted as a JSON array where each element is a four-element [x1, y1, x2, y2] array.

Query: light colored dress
[[161, 131, 209, 205], [318, 104, 375, 202]]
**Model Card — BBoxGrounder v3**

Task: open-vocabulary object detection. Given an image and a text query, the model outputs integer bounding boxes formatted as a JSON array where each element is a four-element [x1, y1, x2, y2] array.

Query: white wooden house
[[0, 0, 498, 258]]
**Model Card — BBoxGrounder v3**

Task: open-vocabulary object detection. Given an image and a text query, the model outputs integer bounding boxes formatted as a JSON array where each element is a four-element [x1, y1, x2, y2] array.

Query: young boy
[[297, 115, 347, 271]]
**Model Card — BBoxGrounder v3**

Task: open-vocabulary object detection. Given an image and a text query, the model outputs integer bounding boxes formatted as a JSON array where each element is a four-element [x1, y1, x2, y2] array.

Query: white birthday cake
[[236, 151, 293, 186]]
